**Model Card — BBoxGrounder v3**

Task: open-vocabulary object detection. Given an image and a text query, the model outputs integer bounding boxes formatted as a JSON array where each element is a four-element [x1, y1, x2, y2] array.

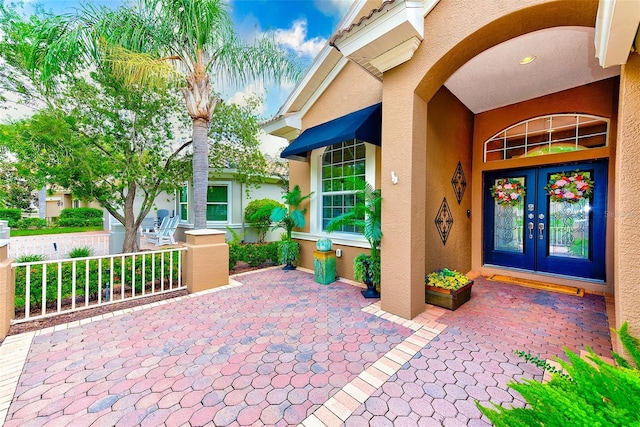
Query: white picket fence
[[8, 234, 110, 259], [11, 247, 186, 323]]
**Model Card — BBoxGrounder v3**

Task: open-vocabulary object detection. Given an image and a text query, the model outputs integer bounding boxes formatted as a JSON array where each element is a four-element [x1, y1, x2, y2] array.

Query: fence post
[[183, 230, 229, 293], [0, 240, 14, 340]]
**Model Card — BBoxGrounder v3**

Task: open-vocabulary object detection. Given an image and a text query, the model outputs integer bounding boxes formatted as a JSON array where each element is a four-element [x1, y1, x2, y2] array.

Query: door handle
[[528, 222, 534, 239], [538, 223, 545, 240]]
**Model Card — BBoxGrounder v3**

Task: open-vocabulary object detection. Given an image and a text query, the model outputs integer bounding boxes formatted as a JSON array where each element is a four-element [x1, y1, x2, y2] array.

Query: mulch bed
[[1, 262, 267, 344]]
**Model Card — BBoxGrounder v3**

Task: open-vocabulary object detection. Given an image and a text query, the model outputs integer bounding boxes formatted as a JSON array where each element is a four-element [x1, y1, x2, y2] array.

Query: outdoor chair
[[139, 216, 157, 235], [156, 209, 170, 227], [143, 216, 179, 246]]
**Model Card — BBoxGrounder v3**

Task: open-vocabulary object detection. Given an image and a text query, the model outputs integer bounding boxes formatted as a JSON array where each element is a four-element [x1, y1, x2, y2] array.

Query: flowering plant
[[544, 170, 593, 203], [425, 268, 470, 290], [490, 178, 526, 206]]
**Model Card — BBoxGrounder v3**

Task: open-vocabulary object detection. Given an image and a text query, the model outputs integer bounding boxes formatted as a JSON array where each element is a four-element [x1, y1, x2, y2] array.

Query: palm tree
[[21, 0, 301, 229], [327, 178, 382, 296]]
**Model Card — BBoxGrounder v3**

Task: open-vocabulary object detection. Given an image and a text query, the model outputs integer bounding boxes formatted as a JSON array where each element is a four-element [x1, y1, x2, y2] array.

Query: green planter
[[425, 280, 473, 310]]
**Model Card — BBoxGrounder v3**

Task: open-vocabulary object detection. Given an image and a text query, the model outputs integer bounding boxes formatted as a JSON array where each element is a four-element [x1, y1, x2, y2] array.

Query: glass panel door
[[484, 169, 535, 270], [484, 161, 607, 280], [535, 163, 607, 280]]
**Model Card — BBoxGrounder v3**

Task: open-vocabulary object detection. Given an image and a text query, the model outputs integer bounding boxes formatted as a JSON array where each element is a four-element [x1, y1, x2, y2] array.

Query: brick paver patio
[[0, 268, 612, 426]]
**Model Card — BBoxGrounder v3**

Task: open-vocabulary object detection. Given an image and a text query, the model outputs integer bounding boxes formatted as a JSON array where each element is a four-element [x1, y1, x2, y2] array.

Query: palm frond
[[103, 43, 182, 89], [206, 32, 303, 87]]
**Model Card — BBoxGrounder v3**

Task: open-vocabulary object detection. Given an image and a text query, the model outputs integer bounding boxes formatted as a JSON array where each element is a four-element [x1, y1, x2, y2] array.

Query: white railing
[[11, 248, 186, 324], [9, 234, 110, 259]]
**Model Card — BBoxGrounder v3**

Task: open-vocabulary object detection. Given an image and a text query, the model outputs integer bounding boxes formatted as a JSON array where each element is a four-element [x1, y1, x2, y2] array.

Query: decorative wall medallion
[[451, 161, 466, 205], [434, 198, 454, 245]]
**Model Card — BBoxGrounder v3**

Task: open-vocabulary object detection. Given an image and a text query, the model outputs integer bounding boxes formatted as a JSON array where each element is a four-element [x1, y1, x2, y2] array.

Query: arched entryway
[[379, 0, 620, 319]]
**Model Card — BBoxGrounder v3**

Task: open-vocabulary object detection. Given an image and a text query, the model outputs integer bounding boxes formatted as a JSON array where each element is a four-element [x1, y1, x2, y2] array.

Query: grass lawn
[[10, 226, 104, 237]]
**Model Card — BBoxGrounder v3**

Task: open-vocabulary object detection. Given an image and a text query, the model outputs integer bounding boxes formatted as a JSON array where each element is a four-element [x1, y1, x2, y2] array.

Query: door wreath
[[544, 170, 593, 203], [490, 178, 526, 206]]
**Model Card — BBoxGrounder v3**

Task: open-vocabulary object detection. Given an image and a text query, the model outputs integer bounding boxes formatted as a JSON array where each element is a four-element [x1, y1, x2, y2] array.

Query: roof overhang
[[261, 113, 302, 141], [595, 0, 640, 68], [330, 0, 440, 79]]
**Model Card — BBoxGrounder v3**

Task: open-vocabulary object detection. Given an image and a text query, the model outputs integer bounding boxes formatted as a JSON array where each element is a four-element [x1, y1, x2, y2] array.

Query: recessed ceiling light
[[519, 55, 536, 65]]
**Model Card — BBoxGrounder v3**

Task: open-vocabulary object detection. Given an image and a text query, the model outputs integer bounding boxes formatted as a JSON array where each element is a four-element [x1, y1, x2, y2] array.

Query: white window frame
[[304, 140, 377, 246], [206, 181, 232, 225], [176, 185, 189, 223]]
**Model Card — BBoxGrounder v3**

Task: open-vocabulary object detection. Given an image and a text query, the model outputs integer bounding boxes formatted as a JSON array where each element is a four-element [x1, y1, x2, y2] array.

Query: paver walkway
[[1, 269, 612, 426]]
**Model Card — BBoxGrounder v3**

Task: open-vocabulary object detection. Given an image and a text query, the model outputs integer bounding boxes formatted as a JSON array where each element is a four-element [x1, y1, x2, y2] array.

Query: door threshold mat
[[488, 275, 585, 297]]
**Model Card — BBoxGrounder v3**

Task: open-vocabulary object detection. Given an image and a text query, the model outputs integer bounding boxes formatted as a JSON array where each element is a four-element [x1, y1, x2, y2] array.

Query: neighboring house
[[43, 188, 101, 221], [107, 164, 286, 243], [264, 0, 640, 335], [174, 166, 286, 243]]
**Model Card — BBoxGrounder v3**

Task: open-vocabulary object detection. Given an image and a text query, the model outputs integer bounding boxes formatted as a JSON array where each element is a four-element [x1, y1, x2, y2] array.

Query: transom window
[[484, 114, 609, 162], [321, 140, 366, 232], [206, 184, 229, 222]]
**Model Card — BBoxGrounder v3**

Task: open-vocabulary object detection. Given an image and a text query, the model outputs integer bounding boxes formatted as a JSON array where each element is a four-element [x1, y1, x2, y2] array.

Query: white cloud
[[226, 81, 267, 115], [314, 0, 352, 18], [274, 20, 326, 59]]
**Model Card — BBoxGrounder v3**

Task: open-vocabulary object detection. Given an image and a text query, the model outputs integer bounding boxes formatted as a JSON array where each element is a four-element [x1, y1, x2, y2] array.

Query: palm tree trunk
[[192, 118, 209, 229]]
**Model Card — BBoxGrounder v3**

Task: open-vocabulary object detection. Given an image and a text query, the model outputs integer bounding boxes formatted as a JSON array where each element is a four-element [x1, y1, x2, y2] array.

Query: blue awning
[[281, 103, 381, 161]]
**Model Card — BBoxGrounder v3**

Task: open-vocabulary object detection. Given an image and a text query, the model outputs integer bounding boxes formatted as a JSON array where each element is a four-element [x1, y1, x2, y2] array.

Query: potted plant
[[425, 268, 473, 310], [327, 178, 382, 298], [267, 185, 313, 270]]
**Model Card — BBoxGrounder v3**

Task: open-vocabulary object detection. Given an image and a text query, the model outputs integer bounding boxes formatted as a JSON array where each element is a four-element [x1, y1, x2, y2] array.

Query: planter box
[[425, 280, 473, 310]]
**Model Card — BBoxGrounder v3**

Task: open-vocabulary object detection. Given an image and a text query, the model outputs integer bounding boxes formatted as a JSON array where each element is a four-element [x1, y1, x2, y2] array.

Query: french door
[[483, 161, 607, 280]]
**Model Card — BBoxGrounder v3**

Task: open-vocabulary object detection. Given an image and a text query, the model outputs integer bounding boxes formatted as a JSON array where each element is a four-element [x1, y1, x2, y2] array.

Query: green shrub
[[479, 322, 640, 427], [16, 254, 46, 263], [228, 241, 279, 270], [229, 242, 242, 270], [58, 208, 103, 227], [0, 208, 22, 227], [15, 218, 48, 229], [244, 199, 284, 243], [69, 246, 92, 258], [244, 242, 279, 267]]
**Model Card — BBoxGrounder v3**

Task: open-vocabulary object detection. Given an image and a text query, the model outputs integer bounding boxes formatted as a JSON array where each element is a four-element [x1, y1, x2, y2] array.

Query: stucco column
[[380, 92, 427, 319], [183, 230, 229, 293], [615, 53, 640, 338], [0, 241, 14, 340]]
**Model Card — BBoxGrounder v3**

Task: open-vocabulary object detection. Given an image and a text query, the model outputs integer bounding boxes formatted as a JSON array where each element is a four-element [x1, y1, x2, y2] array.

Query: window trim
[[309, 140, 377, 242], [206, 181, 232, 225], [177, 184, 189, 223]]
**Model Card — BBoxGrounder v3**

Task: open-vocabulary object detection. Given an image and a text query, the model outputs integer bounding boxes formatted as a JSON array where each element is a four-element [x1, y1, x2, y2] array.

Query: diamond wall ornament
[[434, 198, 454, 245], [451, 161, 467, 205]]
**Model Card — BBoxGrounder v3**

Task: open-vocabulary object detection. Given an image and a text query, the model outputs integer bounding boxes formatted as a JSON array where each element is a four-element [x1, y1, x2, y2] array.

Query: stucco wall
[[473, 79, 618, 147], [301, 62, 382, 129], [425, 87, 474, 274], [615, 53, 640, 337]]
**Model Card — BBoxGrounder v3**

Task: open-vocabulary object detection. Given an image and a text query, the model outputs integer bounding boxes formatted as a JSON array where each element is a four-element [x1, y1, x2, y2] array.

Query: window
[[178, 185, 188, 221], [206, 184, 229, 222], [321, 140, 366, 233], [484, 114, 609, 162]]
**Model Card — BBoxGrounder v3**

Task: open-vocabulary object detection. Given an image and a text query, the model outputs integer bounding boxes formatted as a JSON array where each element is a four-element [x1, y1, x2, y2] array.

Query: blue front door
[[484, 161, 607, 280]]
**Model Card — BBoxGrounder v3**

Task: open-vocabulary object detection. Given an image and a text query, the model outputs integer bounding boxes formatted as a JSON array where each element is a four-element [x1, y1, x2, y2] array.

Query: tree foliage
[[0, 159, 37, 210], [6, 0, 302, 229]]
